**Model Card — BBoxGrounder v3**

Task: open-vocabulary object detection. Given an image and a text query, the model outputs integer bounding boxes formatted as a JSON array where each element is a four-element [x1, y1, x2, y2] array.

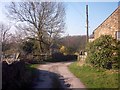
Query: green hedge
[[86, 35, 119, 69]]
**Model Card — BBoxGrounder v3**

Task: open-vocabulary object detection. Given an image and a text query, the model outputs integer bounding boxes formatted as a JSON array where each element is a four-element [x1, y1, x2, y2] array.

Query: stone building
[[90, 6, 120, 41], [89, 34, 94, 42]]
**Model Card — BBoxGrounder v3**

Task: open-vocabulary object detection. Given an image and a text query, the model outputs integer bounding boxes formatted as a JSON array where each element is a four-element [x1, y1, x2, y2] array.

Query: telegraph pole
[[86, 5, 89, 43]]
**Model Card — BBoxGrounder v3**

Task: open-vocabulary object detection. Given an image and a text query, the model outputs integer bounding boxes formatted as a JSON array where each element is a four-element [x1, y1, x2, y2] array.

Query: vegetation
[[0, 2, 67, 62], [6, 2, 65, 57], [59, 35, 86, 54], [22, 40, 34, 54], [45, 52, 77, 62], [2, 61, 39, 89], [69, 62, 119, 88], [25, 63, 39, 85], [69, 35, 120, 88], [86, 35, 119, 69], [60, 45, 68, 55]]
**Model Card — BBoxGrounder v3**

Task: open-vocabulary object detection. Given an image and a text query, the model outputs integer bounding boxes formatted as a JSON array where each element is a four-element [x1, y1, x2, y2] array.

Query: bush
[[2, 61, 34, 89], [86, 35, 119, 69], [45, 52, 77, 62], [52, 52, 64, 60]]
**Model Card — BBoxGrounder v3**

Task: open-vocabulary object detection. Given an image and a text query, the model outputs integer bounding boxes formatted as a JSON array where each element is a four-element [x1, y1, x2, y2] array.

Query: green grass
[[68, 62, 119, 88], [23, 64, 40, 88], [26, 64, 38, 70], [29, 64, 39, 68], [25, 64, 39, 78]]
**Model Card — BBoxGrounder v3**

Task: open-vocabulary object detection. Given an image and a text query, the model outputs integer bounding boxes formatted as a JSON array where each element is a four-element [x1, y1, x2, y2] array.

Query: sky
[[0, 1, 119, 36], [65, 2, 118, 35]]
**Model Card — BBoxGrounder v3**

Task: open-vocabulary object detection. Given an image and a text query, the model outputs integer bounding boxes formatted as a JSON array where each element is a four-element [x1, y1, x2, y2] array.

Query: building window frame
[[116, 31, 120, 41]]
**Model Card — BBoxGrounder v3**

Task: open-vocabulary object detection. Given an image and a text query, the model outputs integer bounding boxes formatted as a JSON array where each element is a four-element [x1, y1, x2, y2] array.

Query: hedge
[[86, 35, 119, 69]]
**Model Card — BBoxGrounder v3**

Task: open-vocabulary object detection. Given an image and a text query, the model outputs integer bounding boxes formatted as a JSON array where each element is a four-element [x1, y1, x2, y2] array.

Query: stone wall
[[94, 6, 120, 39]]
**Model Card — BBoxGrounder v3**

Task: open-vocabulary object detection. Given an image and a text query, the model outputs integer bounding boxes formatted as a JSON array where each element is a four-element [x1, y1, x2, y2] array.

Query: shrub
[[52, 52, 65, 61], [2, 61, 33, 89], [45, 52, 77, 62], [86, 35, 119, 69]]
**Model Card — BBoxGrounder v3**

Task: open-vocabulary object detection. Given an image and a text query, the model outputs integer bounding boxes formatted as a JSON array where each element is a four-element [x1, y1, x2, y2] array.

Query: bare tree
[[0, 23, 11, 58], [7, 2, 65, 55]]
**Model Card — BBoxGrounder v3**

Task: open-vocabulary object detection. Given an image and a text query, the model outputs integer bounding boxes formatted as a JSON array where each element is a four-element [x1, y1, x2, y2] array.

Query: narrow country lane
[[32, 61, 86, 89]]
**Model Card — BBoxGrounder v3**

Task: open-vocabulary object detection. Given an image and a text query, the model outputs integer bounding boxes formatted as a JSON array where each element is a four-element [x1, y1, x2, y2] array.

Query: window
[[116, 31, 120, 40]]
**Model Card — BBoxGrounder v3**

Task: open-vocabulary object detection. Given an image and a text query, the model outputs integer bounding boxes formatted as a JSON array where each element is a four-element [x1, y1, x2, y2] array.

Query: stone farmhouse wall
[[94, 6, 120, 39]]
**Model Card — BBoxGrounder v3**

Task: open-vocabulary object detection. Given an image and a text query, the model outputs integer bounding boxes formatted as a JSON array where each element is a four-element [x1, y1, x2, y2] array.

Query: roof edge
[[93, 6, 120, 33]]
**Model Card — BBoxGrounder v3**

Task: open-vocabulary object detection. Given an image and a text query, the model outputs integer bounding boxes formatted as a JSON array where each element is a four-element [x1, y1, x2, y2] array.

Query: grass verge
[[25, 64, 39, 88], [68, 62, 119, 88]]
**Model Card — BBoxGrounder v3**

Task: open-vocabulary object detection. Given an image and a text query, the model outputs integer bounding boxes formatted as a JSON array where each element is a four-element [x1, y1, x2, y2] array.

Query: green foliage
[[66, 46, 77, 54], [60, 45, 78, 55], [59, 35, 86, 54], [22, 40, 34, 54], [25, 64, 39, 87], [69, 62, 119, 88], [86, 35, 119, 69]]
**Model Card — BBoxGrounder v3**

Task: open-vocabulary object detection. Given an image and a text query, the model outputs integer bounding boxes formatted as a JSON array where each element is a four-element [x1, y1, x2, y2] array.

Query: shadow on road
[[40, 60, 76, 65], [2, 61, 70, 90], [30, 68, 71, 89]]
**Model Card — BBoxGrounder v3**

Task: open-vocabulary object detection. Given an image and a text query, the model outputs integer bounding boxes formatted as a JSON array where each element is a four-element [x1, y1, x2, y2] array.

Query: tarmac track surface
[[32, 61, 86, 89]]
